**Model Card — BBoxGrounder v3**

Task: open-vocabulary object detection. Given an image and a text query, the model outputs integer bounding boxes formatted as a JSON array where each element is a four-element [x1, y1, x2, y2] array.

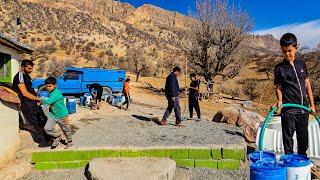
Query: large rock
[[88, 158, 176, 180], [212, 105, 265, 142]]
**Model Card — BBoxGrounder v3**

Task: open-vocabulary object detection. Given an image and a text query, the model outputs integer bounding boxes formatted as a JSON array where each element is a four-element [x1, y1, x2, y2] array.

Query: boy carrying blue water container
[[41, 77, 73, 149]]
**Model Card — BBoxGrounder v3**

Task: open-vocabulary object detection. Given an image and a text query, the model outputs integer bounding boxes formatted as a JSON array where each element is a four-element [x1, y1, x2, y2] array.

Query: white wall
[[0, 44, 20, 83], [0, 100, 20, 167], [0, 44, 20, 167]]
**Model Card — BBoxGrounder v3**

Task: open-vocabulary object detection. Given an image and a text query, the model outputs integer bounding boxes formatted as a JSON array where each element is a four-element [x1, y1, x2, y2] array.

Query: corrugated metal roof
[[0, 33, 33, 53]]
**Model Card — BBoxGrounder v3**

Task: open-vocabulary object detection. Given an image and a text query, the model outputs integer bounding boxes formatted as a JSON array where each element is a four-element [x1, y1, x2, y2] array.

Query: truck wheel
[[103, 87, 112, 95], [37, 85, 47, 95]]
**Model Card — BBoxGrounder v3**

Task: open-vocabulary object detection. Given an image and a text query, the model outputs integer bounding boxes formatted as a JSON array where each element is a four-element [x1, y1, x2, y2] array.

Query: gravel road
[[20, 167, 248, 180]]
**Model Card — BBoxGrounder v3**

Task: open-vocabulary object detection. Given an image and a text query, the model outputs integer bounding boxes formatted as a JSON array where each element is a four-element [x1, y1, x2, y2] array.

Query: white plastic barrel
[[280, 154, 311, 180], [256, 115, 320, 157], [84, 93, 92, 105]]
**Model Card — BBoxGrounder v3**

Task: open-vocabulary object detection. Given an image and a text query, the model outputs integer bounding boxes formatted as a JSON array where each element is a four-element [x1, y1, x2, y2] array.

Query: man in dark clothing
[[161, 67, 184, 126], [13, 60, 50, 146], [187, 73, 201, 121], [87, 83, 103, 110], [274, 33, 315, 155]]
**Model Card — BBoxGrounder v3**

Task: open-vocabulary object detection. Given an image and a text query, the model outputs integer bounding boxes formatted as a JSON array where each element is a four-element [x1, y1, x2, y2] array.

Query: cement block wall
[[0, 100, 20, 167], [31, 147, 246, 170]]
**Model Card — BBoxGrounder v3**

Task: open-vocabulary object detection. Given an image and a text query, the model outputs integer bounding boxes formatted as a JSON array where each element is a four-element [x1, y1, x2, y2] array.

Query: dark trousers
[[163, 96, 181, 124], [122, 94, 130, 109], [281, 111, 309, 155], [189, 97, 201, 119]]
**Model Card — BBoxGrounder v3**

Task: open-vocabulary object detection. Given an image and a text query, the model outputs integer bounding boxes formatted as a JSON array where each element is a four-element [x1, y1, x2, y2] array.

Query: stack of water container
[[249, 151, 311, 180]]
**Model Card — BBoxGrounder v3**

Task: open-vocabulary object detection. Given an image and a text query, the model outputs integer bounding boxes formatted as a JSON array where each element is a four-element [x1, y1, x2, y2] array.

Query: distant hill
[[0, 0, 280, 77]]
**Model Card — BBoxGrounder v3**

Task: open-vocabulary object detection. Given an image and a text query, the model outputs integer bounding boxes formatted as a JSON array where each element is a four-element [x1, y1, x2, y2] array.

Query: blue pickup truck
[[32, 67, 126, 95]]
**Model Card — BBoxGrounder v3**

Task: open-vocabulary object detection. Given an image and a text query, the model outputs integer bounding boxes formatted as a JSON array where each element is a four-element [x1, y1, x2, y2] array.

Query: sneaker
[[64, 142, 73, 149], [187, 117, 194, 120], [51, 136, 61, 148], [176, 122, 185, 126], [196, 117, 201, 121]]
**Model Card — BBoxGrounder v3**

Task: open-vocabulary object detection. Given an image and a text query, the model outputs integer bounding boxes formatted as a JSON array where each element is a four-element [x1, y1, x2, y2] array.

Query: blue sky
[[120, 0, 320, 47]]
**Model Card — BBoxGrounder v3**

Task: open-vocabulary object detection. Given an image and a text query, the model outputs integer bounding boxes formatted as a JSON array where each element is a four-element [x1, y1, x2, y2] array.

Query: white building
[[0, 34, 33, 168], [0, 33, 33, 83]]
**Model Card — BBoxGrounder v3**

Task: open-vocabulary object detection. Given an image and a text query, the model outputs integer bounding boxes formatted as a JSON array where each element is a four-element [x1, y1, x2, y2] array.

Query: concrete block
[[32, 152, 53, 163], [194, 160, 218, 169], [189, 149, 211, 159], [211, 149, 222, 160], [75, 150, 98, 160], [142, 149, 167, 158], [35, 162, 57, 170], [222, 149, 245, 160], [53, 151, 75, 161], [57, 161, 80, 169], [167, 149, 188, 159], [89, 158, 176, 180], [217, 160, 240, 170], [80, 160, 90, 167], [175, 159, 194, 167], [120, 150, 143, 157], [99, 150, 120, 158]]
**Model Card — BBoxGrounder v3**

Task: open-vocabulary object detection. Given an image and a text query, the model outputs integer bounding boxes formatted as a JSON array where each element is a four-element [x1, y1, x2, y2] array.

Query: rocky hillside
[[0, 0, 280, 77]]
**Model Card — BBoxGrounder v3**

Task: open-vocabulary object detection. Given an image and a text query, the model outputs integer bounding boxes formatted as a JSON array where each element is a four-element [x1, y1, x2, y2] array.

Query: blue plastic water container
[[39, 91, 50, 98], [280, 154, 311, 180], [249, 151, 276, 164], [250, 162, 286, 180], [67, 97, 76, 114], [80, 96, 85, 106]]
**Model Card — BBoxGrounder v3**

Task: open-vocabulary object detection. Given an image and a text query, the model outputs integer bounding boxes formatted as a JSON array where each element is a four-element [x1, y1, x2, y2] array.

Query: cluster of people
[[13, 60, 72, 149], [13, 32, 316, 156]]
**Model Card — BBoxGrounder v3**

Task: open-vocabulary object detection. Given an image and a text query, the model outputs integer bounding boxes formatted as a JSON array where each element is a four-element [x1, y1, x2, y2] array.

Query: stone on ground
[[88, 158, 176, 180], [212, 105, 264, 142]]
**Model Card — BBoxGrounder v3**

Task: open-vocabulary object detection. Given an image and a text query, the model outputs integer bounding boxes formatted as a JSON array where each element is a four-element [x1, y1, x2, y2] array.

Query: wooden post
[[185, 57, 188, 113]]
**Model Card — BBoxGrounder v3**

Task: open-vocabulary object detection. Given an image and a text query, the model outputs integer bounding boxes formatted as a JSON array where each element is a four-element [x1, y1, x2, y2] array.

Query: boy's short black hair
[[45, 77, 57, 85], [280, 33, 297, 47], [173, 67, 181, 72], [21, 60, 34, 67], [126, 78, 130, 82], [190, 73, 196, 78]]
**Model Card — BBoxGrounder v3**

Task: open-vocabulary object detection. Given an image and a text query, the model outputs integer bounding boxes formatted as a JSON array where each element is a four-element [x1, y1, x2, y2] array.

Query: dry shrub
[[219, 82, 242, 98], [46, 58, 73, 78], [243, 79, 261, 100]]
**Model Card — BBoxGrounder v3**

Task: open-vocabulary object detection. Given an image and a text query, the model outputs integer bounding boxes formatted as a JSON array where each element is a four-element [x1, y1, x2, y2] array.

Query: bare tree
[[126, 45, 150, 82], [256, 57, 280, 80], [243, 79, 260, 100], [187, 0, 254, 81]]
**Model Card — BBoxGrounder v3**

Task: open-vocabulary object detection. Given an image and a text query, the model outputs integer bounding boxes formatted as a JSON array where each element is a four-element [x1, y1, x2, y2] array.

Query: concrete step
[[88, 158, 176, 180]]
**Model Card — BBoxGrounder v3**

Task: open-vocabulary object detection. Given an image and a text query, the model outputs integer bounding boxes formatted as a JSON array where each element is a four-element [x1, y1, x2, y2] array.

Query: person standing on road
[[120, 78, 131, 110], [87, 83, 103, 110], [187, 73, 201, 121], [161, 67, 185, 126], [13, 60, 50, 146]]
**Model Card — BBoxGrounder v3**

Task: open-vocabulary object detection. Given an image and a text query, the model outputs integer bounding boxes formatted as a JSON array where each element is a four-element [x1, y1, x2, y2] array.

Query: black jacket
[[165, 72, 179, 97], [274, 59, 309, 108]]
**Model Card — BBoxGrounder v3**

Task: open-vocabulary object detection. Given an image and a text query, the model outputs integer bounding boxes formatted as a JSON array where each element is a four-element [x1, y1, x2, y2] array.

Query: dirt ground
[[3, 77, 256, 180]]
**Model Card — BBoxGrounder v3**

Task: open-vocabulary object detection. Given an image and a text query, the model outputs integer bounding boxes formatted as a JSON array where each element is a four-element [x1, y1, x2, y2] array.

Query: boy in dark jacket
[[161, 67, 184, 126], [274, 33, 315, 155], [187, 73, 201, 121]]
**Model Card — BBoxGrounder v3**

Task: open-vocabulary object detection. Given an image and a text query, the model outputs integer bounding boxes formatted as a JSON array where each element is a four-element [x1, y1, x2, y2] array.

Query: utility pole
[[14, 18, 21, 41]]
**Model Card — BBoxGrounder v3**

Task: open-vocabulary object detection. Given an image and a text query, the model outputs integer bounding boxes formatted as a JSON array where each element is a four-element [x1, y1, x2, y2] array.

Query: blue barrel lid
[[280, 154, 310, 167]]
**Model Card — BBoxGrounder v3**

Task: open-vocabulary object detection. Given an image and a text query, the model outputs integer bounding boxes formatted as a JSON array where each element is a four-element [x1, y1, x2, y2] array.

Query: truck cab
[[33, 67, 126, 96]]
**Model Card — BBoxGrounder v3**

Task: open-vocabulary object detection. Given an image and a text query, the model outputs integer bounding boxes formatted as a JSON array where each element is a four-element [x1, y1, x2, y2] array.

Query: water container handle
[[259, 103, 320, 151]]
